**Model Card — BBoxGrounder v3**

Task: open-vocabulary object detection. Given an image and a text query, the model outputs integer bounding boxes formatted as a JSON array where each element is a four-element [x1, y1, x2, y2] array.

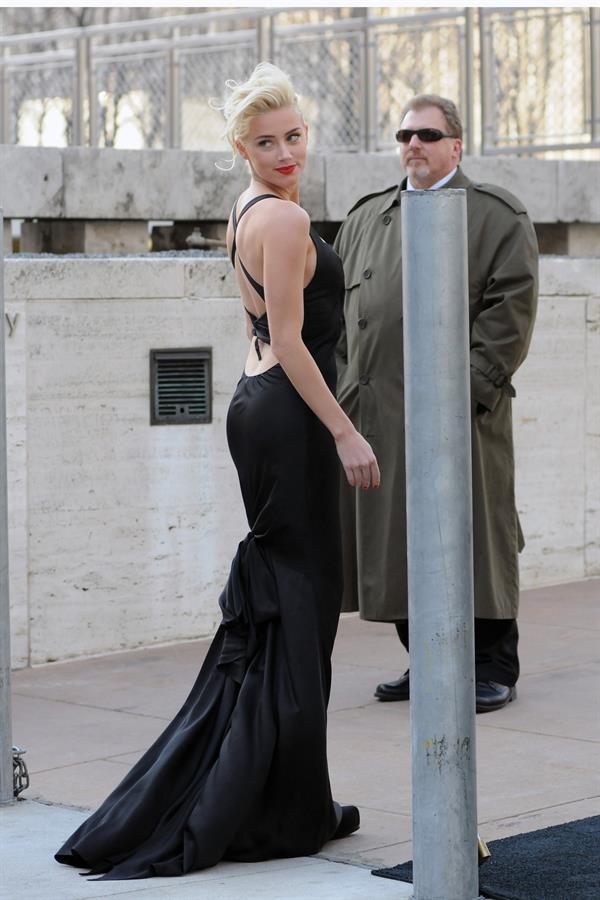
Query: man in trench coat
[[334, 94, 538, 712]]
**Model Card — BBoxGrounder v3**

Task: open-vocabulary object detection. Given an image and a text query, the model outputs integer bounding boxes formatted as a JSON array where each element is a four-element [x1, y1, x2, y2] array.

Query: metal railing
[[0, 205, 13, 805], [0, 7, 598, 156], [480, 6, 600, 154]]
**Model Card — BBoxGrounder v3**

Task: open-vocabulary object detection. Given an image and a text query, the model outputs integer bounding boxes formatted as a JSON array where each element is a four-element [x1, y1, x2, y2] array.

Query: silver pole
[[402, 189, 480, 900], [590, 7, 600, 143], [73, 35, 90, 146], [0, 207, 13, 805], [0, 48, 10, 144], [257, 14, 273, 62], [464, 8, 475, 156], [479, 10, 494, 155], [363, 8, 377, 152], [89, 55, 98, 149], [167, 28, 181, 149]]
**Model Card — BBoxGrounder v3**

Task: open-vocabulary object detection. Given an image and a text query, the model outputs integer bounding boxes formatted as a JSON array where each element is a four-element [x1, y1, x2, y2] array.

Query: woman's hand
[[335, 429, 380, 490]]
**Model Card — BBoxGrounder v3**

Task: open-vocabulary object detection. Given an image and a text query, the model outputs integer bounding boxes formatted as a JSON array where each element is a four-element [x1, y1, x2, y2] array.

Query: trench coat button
[[382, 215, 392, 225], [363, 268, 372, 279], [359, 374, 370, 385], [358, 317, 368, 329]]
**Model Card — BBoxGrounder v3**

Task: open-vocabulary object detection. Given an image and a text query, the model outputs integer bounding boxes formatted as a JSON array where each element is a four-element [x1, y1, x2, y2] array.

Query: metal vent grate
[[150, 348, 212, 425]]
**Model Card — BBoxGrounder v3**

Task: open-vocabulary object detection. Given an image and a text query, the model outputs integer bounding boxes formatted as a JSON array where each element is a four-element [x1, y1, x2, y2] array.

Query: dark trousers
[[395, 618, 520, 687]]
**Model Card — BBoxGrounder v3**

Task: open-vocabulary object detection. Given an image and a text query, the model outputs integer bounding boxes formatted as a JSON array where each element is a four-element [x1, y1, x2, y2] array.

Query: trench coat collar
[[386, 165, 473, 211]]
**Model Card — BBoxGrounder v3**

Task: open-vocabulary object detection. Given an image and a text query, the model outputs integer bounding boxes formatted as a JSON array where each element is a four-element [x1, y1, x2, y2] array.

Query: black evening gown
[[55, 195, 346, 880]]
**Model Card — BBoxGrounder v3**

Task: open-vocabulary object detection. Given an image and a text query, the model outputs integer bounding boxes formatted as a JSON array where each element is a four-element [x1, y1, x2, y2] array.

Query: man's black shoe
[[476, 681, 516, 713], [375, 673, 516, 710], [374, 669, 410, 701]]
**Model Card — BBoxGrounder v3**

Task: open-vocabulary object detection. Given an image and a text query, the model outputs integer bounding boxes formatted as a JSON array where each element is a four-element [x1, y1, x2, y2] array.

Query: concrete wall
[[4, 256, 600, 668], [5, 258, 248, 668], [513, 259, 600, 586], [1, 146, 599, 224]]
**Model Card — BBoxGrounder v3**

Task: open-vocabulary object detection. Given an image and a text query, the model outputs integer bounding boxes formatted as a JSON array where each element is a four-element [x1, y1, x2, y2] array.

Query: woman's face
[[236, 105, 308, 186]]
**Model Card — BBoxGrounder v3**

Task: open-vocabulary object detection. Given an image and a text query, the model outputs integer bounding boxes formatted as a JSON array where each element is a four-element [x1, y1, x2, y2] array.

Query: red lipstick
[[276, 165, 296, 174]]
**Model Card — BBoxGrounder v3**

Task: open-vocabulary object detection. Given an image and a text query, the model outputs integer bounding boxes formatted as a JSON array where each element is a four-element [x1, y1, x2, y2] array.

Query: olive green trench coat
[[334, 166, 538, 620]]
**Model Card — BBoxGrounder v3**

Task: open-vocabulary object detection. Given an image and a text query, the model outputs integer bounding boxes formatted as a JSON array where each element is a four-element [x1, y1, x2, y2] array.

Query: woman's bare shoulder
[[258, 198, 310, 236]]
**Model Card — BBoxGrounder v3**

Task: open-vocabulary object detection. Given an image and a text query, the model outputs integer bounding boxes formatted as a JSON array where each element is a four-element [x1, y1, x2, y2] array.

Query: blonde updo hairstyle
[[212, 62, 302, 169]]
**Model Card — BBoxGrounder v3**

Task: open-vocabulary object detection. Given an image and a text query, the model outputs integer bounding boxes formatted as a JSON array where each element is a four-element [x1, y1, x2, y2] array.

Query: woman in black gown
[[55, 62, 380, 881]]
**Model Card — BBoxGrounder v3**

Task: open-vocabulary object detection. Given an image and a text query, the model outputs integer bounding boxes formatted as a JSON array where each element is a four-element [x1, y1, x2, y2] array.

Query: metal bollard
[[0, 207, 13, 804], [402, 189, 481, 900]]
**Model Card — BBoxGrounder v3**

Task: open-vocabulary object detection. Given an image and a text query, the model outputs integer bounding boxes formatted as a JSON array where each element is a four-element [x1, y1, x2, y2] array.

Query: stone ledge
[[5, 257, 186, 300], [1, 145, 599, 223], [557, 161, 600, 223], [4, 255, 242, 300], [0, 145, 64, 218], [6, 254, 599, 300], [538, 256, 600, 297]]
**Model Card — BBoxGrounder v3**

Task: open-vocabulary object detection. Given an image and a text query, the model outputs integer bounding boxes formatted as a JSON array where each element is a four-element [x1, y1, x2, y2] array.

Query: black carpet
[[371, 816, 600, 900]]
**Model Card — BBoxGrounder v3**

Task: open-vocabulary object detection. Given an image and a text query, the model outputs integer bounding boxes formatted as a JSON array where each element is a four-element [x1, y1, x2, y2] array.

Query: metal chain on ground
[[12, 747, 29, 798]]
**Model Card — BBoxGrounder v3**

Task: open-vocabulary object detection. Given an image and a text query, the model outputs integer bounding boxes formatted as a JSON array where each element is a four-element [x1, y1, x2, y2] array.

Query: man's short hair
[[400, 94, 463, 140]]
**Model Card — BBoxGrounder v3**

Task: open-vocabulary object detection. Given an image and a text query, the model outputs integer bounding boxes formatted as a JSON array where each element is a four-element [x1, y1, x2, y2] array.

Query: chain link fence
[[8, 61, 74, 146], [1, 7, 598, 156], [374, 18, 466, 150], [277, 31, 363, 151], [93, 53, 167, 149], [180, 41, 257, 151], [480, 7, 595, 152]]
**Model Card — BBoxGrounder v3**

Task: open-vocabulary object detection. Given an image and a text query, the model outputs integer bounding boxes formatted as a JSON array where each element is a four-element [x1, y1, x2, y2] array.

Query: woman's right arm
[[261, 205, 380, 490]]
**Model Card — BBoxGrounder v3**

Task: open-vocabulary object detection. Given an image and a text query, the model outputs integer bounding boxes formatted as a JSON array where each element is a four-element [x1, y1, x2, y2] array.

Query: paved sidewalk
[[2, 800, 409, 900], [3, 578, 599, 899]]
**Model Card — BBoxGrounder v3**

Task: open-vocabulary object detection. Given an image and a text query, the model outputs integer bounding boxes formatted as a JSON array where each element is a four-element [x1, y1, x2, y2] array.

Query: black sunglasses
[[395, 128, 457, 144]]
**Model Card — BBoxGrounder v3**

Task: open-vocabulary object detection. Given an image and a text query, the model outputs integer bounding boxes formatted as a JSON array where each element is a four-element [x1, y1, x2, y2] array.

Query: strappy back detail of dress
[[231, 193, 279, 302], [230, 193, 332, 367], [231, 193, 280, 360]]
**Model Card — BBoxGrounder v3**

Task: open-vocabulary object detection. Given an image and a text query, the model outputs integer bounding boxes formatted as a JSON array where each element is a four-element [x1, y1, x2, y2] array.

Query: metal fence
[[1, 7, 598, 156], [480, 6, 600, 154]]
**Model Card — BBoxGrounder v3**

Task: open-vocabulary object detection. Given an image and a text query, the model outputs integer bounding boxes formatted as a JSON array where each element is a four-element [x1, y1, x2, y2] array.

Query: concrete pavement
[[2, 800, 409, 900], [2, 578, 599, 899]]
